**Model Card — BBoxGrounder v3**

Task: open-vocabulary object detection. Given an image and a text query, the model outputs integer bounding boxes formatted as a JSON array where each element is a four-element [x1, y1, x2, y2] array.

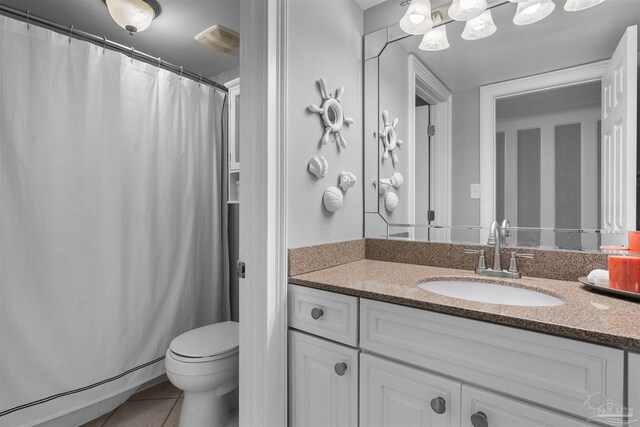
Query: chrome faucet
[[487, 220, 502, 271], [464, 219, 532, 279]]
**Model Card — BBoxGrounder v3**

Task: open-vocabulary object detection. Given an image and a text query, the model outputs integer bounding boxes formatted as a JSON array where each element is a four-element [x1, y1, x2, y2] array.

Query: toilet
[[165, 321, 239, 427]]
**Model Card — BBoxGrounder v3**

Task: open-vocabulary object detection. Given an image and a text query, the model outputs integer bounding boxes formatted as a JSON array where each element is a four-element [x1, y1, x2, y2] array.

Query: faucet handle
[[508, 252, 534, 273], [464, 249, 487, 270]]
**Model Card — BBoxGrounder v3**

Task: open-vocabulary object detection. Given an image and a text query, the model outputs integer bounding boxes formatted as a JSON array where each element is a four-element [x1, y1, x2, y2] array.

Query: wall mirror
[[364, 0, 638, 251]]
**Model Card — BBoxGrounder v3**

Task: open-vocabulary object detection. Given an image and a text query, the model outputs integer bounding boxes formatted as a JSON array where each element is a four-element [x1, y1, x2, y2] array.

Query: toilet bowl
[[165, 321, 239, 427]]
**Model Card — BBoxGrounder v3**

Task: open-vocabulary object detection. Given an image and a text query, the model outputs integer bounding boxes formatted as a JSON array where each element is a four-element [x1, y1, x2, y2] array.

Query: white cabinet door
[[360, 353, 462, 427], [288, 330, 358, 427], [629, 352, 640, 426], [601, 25, 637, 237], [461, 385, 591, 427]]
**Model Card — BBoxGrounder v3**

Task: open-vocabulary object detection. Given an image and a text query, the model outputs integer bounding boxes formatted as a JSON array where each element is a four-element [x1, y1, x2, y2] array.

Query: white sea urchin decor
[[307, 78, 354, 149], [323, 186, 344, 213]]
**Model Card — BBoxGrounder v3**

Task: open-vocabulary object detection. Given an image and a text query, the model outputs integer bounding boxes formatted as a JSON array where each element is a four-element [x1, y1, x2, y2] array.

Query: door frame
[[238, 0, 288, 425], [479, 60, 608, 241], [406, 55, 452, 238]]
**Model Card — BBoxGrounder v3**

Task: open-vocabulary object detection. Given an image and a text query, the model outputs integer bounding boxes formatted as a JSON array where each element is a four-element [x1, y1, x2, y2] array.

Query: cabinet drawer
[[360, 353, 461, 427], [360, 298, 623, 419], [288, 284, 358, 346], [461, 385, 591, 427], [288, 330, 358, 427]]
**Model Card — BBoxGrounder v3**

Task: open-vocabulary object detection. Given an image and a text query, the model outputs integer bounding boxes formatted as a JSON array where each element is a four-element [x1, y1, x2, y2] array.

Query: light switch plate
[[470, 183, 480, 199]]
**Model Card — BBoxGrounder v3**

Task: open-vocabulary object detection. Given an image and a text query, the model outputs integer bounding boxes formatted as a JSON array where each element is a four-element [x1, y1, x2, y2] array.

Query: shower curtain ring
[[26, 10, 30, 29], [102, 37, 107, 54], [198, 75, 202, 86], [157, 57, 162, 71], [68, 25, 74, 43], [130, 47, 135, 63], [179, 66, 184, 79]]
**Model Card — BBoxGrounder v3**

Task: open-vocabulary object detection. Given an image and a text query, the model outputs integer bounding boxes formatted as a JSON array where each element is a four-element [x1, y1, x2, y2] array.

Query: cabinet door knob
[[430, 397, 446, 414], [311, 307, 324, 320], [334, 362, 347, 376], [470, 411, 488, 427]]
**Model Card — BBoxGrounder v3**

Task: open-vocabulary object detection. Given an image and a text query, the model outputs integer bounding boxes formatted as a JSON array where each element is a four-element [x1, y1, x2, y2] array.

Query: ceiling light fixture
[[103, 0, 161, 35], [512, 0, 555, 25], [461, 9, 497, 39], [564, 0, 606, 11], [448, 0, 487, 21], [419, 11, 449, 51], [399, 0, 434, 35]]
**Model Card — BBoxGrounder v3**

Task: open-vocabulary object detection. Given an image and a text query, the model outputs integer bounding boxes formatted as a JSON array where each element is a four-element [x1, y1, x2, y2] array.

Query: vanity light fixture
[[419, 11, 449, 51], [399, 0, 434, 35], [448, 0, 487, 21], [461, 9, 497, 40], [564, 0, 605, 11], [512, 0, 555, 25], [104, 0, 161, 34]]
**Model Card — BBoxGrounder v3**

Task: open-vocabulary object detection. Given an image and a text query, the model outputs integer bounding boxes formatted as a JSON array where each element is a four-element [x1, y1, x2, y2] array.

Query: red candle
[[629, 231, 640, 254], [608, 255, 640, 293]]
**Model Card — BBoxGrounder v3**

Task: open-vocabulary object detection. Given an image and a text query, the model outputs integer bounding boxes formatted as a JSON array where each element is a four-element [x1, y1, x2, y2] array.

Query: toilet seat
[[168, 347, 238, 363], [169, 321, 239, 363]]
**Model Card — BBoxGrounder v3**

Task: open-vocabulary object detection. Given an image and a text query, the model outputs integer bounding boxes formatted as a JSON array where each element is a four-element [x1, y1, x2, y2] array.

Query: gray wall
[[378, 41, 410, 224], [451, 88, 481, 242], [363, 0, 407, 34], [287, 0, 364, 248]]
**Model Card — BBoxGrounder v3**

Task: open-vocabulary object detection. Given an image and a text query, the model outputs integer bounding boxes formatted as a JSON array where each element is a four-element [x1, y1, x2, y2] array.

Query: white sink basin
[[418, 280, 564, 307]]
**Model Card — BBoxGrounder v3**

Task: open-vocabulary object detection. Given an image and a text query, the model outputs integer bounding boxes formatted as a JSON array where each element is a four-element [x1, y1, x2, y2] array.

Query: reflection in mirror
[[364, 0, 638, 251], [495, 82, 602, 250]]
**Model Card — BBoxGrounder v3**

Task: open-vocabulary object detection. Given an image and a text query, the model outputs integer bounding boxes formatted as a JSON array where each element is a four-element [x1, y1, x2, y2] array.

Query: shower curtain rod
[[0, 3, 228, 93]]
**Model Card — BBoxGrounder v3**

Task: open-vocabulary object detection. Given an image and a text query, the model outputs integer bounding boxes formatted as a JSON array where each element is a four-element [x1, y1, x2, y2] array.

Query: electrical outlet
[[470, 183, 480, 199]]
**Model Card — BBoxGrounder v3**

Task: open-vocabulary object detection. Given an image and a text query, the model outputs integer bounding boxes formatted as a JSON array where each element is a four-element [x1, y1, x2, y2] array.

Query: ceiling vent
[[195, 25, 239, 54]]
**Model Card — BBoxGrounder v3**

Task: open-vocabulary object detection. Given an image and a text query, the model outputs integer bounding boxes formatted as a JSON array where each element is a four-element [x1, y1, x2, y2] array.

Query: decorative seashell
[[323, 187, 344, 213], [339, 172, 357, 192], [308, 155, 328, 178], [391, 172, 404, 188], [385, 191, 399, 212], [378, 178, 392, 195]]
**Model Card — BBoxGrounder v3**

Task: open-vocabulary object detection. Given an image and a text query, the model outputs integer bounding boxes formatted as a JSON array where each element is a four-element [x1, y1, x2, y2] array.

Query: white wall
[[287, 0, 364, 248], [212, 67, 240, 85]]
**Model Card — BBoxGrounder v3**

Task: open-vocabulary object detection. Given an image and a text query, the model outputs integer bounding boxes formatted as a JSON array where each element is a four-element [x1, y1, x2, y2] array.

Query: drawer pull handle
[[311, 307, 324, 320], [430, 397, 446, 414], [334, 363, 347, 376], [471, 411, 488, 427]]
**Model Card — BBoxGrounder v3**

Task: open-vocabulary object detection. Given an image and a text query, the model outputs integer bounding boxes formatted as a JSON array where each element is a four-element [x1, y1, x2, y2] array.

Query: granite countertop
[[288, 259, 640, 350]]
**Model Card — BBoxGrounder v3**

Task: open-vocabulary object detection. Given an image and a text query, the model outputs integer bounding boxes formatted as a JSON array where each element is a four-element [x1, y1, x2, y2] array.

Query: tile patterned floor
[[81, 381, 183, 427]]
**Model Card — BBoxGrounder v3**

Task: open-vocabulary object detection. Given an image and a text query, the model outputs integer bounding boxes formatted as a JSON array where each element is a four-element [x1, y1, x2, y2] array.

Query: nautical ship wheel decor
[[379, 110, 402, 165], [307, 78, 354, 149]]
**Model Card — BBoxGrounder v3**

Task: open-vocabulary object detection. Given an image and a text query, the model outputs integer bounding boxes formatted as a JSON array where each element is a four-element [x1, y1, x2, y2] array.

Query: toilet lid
[[169, 321, 239, 358]]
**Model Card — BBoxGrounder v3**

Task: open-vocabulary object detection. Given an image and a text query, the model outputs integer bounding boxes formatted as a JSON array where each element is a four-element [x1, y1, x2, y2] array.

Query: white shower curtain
[[0, 16, 228, 426]]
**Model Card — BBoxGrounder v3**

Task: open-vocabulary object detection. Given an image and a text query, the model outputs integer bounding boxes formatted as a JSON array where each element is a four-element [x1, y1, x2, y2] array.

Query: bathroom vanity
[[287, 251, 640, 427]]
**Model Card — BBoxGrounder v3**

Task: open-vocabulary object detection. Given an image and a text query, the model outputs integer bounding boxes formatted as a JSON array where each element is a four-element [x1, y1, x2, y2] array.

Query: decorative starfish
[[307, 78, 354, 149], [379, 110, 402, 165]]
